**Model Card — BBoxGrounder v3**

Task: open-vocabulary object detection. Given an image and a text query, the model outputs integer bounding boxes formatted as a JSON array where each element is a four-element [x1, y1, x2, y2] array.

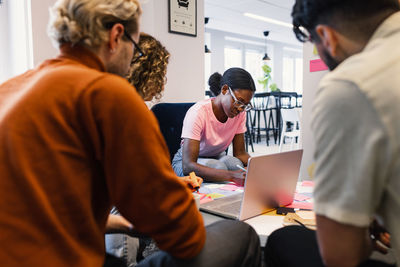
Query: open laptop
[[200, 149, 303, 221]]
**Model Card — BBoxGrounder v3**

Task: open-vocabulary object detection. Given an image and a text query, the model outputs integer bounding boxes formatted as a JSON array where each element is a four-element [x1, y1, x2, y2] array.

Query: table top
[[199, 180, 315, 245]]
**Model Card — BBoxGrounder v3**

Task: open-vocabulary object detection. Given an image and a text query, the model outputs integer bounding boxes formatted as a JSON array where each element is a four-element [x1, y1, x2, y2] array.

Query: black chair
[[251, 92, 278, 146], [151, 102, 195, 161], [270, 91, 298, 144]]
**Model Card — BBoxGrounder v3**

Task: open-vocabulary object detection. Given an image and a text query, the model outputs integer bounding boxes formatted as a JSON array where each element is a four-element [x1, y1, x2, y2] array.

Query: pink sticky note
[[287, 202, 314, 210], [200, 196, 213, 205], [294, 193, 311, 202], [310, 59, 328, 72], [302, 181, 315, 187], [220, 184, 240, 191]]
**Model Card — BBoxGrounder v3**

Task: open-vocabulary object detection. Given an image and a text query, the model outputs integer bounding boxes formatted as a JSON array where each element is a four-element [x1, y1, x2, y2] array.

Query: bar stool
[[251, 92, 277, 146]]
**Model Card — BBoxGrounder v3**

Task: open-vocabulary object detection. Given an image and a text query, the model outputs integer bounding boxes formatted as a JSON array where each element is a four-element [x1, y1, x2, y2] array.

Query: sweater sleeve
[[80, 75, 206, 259]]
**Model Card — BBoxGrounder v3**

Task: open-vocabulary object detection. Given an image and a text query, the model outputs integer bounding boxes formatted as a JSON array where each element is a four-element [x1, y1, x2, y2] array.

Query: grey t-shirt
[[311, 12, 400, 263]]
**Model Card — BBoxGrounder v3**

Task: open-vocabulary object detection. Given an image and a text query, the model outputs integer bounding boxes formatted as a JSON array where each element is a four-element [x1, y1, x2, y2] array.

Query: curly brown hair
[[126, 33, 170, 101]]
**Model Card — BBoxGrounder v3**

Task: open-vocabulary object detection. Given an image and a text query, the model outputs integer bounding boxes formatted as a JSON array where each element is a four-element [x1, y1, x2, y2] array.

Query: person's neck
[[211, 97, 228, 123]]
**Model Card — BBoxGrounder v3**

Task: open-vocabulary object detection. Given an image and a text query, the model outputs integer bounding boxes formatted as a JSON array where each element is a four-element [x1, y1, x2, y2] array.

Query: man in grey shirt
[[265, 0, 400, 266]]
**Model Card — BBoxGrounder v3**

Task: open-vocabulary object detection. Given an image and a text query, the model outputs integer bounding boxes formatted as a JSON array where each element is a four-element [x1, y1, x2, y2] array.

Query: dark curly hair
[[291, 0, 399, 43], [208, 68, 256, 96], [126, 33, 170, 101]]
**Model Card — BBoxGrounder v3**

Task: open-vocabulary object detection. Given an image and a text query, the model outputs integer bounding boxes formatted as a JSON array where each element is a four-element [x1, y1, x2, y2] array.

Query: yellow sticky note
[[313, 45, 318, 56], [307, 163, 315, 179], [206, 193, 225, 199]]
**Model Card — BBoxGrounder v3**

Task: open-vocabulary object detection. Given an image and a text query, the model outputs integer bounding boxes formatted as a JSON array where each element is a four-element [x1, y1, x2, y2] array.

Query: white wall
[[141, 0, 205, 103], [30, 0, 58, 67], [21, 0, 204, 103], [299, 42, 328, 180]]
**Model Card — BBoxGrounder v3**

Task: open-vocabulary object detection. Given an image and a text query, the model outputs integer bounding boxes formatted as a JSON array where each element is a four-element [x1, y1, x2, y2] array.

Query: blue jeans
[[172, 147, 244, 176]]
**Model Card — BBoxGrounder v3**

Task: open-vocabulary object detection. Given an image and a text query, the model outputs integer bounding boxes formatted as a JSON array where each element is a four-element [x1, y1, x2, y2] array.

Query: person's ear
[[108, 23, 125, 53], [221, 84, 229, 95], [315, 25, 339, 57]]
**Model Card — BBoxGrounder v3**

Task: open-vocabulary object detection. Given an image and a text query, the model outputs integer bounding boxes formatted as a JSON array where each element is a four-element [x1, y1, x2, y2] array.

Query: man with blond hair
[[0, 0, 260, 266]]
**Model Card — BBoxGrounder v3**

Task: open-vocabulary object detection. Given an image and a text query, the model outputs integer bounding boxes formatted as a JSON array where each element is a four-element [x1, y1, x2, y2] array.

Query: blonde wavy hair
[[48, 0, 142, 48], [126, 33, 170, 101]]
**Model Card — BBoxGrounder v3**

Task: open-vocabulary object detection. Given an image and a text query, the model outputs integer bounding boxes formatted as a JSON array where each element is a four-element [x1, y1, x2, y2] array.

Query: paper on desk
[[302, 181, 315, 187], [296, 186, 313, 194], [204, 184, 223, 189], [200, 196, 213, 204], [294, 193, 311, 202], [220, 184, 241, 191], [287, 202, 314, 210], [206, 193, 225, 199]]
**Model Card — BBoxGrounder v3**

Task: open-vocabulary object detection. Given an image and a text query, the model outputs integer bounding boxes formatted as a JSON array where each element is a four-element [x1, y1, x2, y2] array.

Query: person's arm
[[106, 214, 133, 233], [232, 133, 250, 166], [316, 215, 371, 267], [86, 76, 205, 259], [182, 138, 245, 183]]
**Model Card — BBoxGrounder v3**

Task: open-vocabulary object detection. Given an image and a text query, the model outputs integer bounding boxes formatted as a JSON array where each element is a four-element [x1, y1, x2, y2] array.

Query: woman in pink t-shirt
[[172, 68, 256, 184]]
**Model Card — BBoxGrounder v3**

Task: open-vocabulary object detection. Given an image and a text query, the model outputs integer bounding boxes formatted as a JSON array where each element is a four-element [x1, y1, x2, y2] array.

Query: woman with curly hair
[[126, 32, 170, 101], [106, 33, 201, 267]]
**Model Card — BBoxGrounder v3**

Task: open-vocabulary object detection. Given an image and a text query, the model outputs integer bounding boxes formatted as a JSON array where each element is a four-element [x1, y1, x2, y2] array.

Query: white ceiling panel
[[205, 0, 300, 46]]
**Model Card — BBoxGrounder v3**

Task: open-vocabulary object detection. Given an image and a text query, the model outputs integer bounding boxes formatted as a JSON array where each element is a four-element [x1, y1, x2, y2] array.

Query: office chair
[[151, 102, 195, 161]]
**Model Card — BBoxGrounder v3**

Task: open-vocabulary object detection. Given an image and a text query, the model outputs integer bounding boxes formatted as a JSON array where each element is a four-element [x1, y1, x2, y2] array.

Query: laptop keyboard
[[217, 199, 242, 214], [200, 193, 243, 218]]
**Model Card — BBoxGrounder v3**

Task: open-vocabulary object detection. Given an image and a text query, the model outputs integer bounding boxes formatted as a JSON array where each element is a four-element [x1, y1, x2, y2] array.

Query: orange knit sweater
[[0, 44, 205, 266]]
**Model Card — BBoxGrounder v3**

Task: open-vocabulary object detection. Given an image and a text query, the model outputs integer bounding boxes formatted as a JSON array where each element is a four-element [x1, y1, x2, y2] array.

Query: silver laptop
[[200, 149, 303, 220]]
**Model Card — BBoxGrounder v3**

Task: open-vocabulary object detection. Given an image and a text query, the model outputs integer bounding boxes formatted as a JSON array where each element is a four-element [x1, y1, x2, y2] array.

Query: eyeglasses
[[123, 30, 145, 64], [228, 87, 253, 112], [293, 25, 314, 43]]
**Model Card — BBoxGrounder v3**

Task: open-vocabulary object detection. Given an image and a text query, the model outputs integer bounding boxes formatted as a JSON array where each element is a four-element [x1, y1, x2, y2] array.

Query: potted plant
[[258, 64, 280, 92]]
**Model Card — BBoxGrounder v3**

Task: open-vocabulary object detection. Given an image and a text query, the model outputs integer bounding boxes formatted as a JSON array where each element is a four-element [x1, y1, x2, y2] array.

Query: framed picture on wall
[[168, 0, 197, 37]]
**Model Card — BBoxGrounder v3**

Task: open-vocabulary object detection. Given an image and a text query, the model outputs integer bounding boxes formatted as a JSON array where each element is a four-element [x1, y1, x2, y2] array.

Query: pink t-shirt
[[181, 99, 247, 157]]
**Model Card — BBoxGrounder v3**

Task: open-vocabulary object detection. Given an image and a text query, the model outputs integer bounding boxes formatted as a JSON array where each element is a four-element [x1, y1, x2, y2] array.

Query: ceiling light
[[244, 13, 292, 28], [262, 53, 271, 61], [262, 31, 271, 61]]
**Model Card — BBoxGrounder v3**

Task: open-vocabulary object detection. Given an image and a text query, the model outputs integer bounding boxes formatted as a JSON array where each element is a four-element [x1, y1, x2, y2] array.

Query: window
[[224, 47, 242, 69], [204, 52, 211, 91], [295, 58, 303, 94], [204, 32, 211, 91], [0, 0, 33, 83], [283, 56, 294, 91], [283, 48, 303, 93], [245, 50, 264, 91]]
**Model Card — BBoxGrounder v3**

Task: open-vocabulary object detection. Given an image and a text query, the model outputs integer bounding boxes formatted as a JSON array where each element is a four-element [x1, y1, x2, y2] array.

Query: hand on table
[[370, 219, 391, 254], [179, 173, 203, 191], [229, 170, 246, 186], [106, 214, 133, 234]]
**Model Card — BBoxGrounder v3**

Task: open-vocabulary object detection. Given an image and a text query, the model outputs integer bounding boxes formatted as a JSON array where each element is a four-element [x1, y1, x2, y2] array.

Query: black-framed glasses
[[123, 30, 144, 63], [228, 87, 253, 112]]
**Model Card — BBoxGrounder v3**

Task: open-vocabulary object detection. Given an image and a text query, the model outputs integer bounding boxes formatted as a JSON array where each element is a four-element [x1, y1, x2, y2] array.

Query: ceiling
[[204, 0, 301, 47]]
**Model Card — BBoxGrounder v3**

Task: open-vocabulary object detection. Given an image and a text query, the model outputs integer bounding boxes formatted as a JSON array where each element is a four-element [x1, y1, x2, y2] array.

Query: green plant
[[269, 83, 280, 92], [257, 64, 272, 90]]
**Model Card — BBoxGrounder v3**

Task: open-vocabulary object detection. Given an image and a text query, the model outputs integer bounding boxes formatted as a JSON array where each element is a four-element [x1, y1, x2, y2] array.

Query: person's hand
[[178, 174, 203, 191], [229, 170, 246, 186], [370, 219, 391, 254], [106, 214, 133, 234]]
